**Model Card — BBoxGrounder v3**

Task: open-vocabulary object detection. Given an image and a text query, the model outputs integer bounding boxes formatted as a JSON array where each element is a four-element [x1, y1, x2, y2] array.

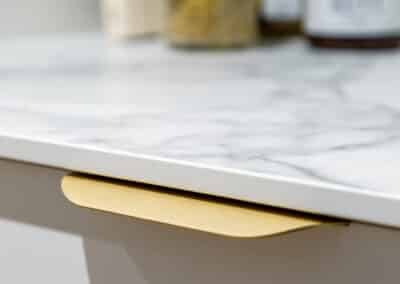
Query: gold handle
[[62, 174, 344, 238]]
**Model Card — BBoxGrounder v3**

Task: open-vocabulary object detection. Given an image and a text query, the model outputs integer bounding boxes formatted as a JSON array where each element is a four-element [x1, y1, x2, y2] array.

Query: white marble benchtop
[[1, 33, 400, 227]]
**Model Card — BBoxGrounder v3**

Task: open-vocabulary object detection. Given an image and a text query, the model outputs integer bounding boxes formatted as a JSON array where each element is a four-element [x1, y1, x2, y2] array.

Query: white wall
[[0, 0, 101, 35]]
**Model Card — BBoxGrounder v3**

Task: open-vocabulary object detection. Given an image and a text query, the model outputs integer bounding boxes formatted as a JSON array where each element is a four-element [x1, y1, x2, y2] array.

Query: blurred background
[[1, 0, 399, 49], [0, 0, 101, 35]]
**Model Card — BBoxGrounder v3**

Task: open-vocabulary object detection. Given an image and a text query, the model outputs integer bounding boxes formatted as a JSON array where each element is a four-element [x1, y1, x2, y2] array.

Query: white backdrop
[[0, 0, 101, 35]]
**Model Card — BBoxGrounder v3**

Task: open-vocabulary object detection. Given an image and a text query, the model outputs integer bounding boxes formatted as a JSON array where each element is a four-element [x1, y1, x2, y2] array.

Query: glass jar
[[305, 0, 400, 49], [260, 0, 303, 36], [102, 0, 164, 39], [166, 0, 259, 48]]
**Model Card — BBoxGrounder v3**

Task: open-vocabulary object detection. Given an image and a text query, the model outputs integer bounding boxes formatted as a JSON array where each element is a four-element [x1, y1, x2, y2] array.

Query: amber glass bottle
[[166, 0, 259, 48], [260, 0, 303, 36], [305, 0, 400, 49]]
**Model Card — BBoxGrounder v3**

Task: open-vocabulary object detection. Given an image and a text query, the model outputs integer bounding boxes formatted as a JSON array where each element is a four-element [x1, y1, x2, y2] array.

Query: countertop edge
[[0, 133, 399, 228]]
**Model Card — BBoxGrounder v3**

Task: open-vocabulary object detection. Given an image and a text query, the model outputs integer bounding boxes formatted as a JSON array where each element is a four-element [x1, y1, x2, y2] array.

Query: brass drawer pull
[[62, 174, 344, 238]]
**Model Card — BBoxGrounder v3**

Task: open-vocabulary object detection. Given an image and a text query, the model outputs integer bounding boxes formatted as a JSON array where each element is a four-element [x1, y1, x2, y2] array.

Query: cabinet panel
[[0, 159, 399, 284]]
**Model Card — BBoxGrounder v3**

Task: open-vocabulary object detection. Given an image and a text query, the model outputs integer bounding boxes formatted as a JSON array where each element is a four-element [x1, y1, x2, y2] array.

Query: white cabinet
[[0, 159, 398, 284]]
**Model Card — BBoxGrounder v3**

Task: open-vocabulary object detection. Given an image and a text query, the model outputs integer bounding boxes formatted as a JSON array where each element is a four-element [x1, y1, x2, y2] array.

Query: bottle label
[[262, 0, 302, 21], [306, 0, 400, 37]]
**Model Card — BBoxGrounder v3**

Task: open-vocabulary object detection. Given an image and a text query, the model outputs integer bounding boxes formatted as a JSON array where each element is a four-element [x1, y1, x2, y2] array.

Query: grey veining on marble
[[1, 33, 400, 197]]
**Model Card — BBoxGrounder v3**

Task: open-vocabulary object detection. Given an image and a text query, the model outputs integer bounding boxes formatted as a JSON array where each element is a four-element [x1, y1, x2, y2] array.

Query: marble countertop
[[1, 33, 400, 227]]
